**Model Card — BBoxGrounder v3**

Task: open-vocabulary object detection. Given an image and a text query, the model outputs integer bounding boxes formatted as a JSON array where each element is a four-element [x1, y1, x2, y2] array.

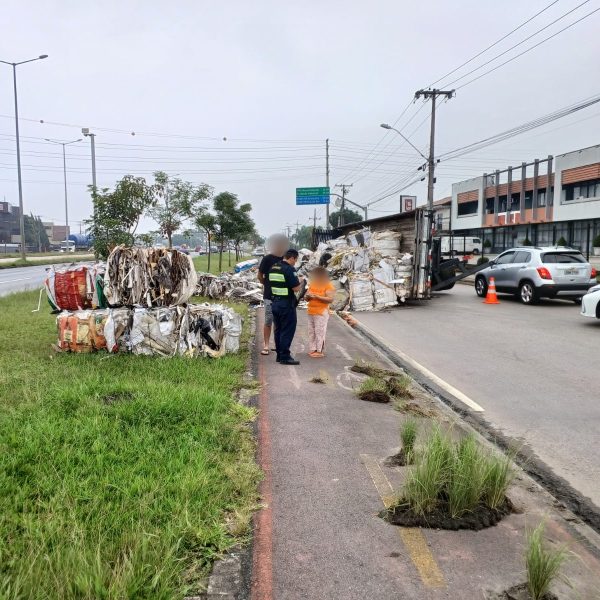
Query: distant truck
[[437, 235, 482, 256], [62, 233, 93, 251]]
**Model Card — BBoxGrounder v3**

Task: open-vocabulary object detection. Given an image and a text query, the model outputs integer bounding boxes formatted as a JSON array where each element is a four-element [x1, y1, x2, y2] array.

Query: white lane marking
[[358, 323, 485, 413], [288, 366, 301, 390], [335, 343, 353, 361], [0, 277, 32, 285]]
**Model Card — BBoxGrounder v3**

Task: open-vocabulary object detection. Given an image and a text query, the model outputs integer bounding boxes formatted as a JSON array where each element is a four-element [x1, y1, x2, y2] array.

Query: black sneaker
[[280, 358, 300, 365]]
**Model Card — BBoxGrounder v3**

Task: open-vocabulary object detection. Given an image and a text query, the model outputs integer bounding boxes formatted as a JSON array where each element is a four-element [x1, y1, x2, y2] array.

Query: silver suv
[[474, 247, 597, 304]]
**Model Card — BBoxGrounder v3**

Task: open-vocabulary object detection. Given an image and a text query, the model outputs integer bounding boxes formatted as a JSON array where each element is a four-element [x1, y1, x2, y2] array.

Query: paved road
[[355, 284, 600, 507], [0, 264, 52, 297]]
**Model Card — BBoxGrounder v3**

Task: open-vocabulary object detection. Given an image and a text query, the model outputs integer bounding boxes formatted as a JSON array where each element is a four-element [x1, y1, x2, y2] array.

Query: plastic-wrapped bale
[[369, 230, 402, 258], [394, 255, 414, 302], [372, 260, 397, 309], [181, 304, 242, 356], [45, 264, 106, 311], [104, 307, 132, 353], [56, 309, 109, 352], [330, 279, 350, 311], [129, 307, 180, 356], [349, 275, 374, 311], [104, 246, 198, 307]]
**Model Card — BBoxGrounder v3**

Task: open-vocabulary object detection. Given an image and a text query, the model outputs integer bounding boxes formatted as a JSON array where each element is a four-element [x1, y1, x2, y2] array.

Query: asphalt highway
[[356, 284, 600, 508], [0, 264, 53, 297]]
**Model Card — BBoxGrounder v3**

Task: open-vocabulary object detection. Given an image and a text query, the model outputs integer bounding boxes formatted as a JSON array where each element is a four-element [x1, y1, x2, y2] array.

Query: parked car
[[252, 246, 265, 257], [474, 246, 597, 304], [580, 284, 600, 319]]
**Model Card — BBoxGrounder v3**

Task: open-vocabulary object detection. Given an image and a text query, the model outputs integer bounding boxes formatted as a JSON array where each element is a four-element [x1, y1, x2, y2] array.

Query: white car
[[580, 284, 600, 319]]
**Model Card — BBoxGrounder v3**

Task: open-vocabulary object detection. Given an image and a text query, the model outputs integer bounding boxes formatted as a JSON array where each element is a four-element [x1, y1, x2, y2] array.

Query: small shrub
[[483, 239, 492, 248], [482, 452, 514, 510], [477, 256, 489, 266], [447, 435, 487, 518], [400, 418, 418, 461], [556, 236, 568, 247], [402, 426, 452, 515], [593, 233, 600, 247], [522, 237, 532, 246], [526, 521, 570, 600]]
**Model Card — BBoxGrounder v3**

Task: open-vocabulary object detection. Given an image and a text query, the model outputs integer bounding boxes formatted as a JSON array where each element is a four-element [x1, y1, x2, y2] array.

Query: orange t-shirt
[[307, 281, 335, 315]]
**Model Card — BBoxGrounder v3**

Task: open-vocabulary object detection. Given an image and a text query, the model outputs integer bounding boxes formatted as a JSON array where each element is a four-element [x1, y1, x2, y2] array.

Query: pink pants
[[308, 311, 329, 353]]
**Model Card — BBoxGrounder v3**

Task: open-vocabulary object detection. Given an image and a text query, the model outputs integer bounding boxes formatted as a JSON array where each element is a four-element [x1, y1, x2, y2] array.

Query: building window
[[457, 200, 478, 216], [485, 197, 494, 214], [564, 178, 600, 201]]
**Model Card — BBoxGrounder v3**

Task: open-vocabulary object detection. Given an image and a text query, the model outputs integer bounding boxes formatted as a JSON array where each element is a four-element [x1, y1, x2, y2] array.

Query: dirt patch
[[486, 583, 558, 600], [386, 376, 412, 398], [101, 391, 134, 405], [383, 497, 513, 531], [385, 448, 413, 467], [357, 390, 390, 403], [310, 376, 326, 384], [351, 363, 399, 378], [395, 400, 437, 418]]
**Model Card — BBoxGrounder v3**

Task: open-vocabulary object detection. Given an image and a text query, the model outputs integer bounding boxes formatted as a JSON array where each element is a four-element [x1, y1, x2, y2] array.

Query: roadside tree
[[328, 208, 362, 228], [150, 171, 212, 248], [86, 175, 155, 259]]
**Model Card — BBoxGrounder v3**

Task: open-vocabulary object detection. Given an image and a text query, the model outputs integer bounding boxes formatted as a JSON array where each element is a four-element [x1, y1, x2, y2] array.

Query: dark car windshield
[[541, 252, 586, 264]]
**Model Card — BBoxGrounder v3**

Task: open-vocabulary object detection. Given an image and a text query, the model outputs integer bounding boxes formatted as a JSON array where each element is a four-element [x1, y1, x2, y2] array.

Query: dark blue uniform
[[267, 261, 300, 362]]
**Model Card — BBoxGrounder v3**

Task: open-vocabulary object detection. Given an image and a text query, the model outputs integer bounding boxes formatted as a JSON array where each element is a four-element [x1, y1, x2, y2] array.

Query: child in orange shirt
[[305, 266, 335, 357]]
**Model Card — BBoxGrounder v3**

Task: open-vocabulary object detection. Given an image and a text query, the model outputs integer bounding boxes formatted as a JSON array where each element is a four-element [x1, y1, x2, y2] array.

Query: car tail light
[[537, 267, 552, 280], [591, 267, 597, 278]]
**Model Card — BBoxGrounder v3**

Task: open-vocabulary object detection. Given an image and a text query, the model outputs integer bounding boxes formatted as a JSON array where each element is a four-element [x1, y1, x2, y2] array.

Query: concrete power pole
[[325, 138, 330, 228], [335, 183, 353, 226], [414, 88, 454, 286]]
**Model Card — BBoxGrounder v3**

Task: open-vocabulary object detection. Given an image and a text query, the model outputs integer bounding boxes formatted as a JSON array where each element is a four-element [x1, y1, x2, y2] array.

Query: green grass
[[526, 521, 570, 600], [400, 427, 513, 518], [399, 418, 418, 461], [192, 253, 252, 275], [0, 291, 260, 599], [357, 376, 389, 395]]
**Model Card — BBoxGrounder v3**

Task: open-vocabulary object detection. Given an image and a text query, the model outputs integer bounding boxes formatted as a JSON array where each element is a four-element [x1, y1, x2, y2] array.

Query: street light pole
[[82, 128, 97, 219], [0, 55, 48, 260], [45, 138, 82, 238]]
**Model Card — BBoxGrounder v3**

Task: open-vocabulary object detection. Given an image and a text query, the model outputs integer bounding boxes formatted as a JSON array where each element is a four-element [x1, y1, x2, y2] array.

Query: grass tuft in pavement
[[526, 521, 570, 600], [399, 418, 418, 463], [0, 290, 260, 599]]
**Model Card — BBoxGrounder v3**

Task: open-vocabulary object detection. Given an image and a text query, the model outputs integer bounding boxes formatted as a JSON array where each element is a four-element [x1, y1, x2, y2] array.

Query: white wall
[[554, 145, 600, 222], [451, 176, 484, 231]]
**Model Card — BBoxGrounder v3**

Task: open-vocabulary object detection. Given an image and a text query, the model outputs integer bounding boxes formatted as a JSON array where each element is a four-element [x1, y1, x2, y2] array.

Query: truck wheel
[[519, 281, 539, 305], [475, 276, 488, 297], [472, 248, 480, 255]]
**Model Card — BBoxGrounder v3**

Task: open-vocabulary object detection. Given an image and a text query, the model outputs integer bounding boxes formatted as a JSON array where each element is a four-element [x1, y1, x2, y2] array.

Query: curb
[[186, 307, 258, 600], [345, 315, 600, 539]]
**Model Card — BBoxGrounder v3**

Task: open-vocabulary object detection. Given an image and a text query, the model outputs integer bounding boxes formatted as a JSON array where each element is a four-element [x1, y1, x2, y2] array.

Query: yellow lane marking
[[360, 454, 447, 589]]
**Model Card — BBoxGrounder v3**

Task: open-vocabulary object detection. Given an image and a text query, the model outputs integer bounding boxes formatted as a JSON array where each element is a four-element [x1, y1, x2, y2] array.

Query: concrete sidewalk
[[249, 309, 600, 600]]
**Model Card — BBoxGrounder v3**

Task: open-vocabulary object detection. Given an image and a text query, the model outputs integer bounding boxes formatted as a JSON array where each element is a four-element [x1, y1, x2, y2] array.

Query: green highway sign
[[296, 186, 330, 205]]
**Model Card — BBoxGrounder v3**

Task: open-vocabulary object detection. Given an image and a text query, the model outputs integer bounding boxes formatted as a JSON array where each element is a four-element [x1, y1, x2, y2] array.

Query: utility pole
[[414, 88, 454, 288], [335, 183, 353, 226], [82, 128, 97, 221], [325, 138, 330, 227]]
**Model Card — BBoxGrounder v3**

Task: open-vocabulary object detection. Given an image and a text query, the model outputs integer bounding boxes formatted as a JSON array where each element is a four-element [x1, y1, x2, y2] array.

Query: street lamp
[[380, 123, 428, 161], [0, 54, 48, 260], [44, 138, 82, 237]]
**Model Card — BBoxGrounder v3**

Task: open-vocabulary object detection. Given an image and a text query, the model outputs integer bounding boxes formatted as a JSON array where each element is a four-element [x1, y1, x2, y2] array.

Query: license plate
[[564, 268, 579, 275]]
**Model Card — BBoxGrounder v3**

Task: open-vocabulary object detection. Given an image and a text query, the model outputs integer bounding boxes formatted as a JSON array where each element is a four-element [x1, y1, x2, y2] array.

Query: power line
[[444, 0, 593, 89], [428, 0, 562, 87], [456, 5, 600, 90]]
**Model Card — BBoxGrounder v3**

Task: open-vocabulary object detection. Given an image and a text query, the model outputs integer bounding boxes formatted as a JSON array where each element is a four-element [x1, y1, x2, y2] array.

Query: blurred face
[[311, 270, 329, 284], [267, 234, 289, 257]]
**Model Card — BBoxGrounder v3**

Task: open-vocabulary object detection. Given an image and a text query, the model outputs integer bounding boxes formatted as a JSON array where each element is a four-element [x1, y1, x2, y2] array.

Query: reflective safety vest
[[268, 263, 290, 297]]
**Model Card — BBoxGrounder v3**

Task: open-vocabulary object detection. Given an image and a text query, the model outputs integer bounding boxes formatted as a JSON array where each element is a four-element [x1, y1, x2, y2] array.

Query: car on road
[[474, 246, 597, 304], [580, 284, 600, 319]]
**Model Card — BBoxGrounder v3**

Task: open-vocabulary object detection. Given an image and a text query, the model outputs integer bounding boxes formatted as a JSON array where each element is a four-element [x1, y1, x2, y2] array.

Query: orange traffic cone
[[484, 277, 500, 304]]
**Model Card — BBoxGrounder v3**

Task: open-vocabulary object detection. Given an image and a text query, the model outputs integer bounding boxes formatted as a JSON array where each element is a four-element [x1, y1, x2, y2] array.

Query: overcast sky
[[2, 0, 599, 238]]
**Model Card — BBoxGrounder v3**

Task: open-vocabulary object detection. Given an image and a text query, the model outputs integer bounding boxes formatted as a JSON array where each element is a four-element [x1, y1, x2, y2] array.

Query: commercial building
[[0, 201, 21, 244], [43, 222, 69, 246], [450, 144, 600, 256]]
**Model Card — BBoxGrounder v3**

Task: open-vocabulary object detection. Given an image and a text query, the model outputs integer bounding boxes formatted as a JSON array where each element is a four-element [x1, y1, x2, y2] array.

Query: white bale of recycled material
[[370, 231, 401, 257], [372, 260, 397, 308], [350, 275, 374, 311]]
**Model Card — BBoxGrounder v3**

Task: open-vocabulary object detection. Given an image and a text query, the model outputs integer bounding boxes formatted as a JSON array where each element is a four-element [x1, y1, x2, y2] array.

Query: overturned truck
[[313, 207, 458, 308]]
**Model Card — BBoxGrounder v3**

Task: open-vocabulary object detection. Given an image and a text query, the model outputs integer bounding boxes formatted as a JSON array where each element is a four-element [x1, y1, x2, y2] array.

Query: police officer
[[268, 248, 303, 365]]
